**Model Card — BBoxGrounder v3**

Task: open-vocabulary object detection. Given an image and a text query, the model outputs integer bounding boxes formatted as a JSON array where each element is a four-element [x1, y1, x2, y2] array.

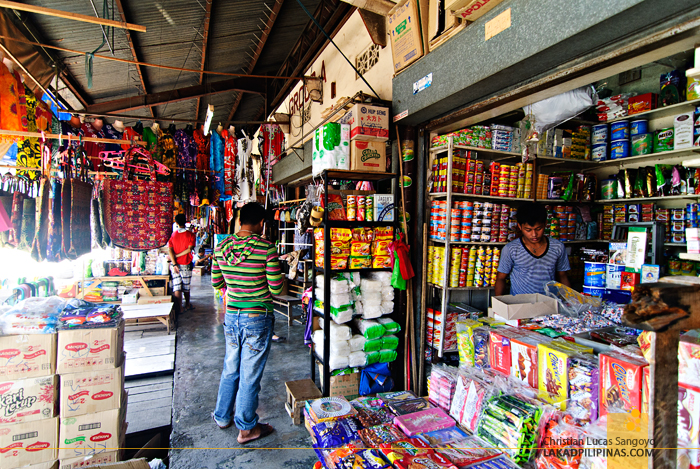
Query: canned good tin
[[356, 195, 366, 222], [365, 196, 374, 222]]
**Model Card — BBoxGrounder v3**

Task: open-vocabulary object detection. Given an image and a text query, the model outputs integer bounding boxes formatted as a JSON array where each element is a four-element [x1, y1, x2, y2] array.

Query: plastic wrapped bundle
[[381, 287, 394, 301], [330, 293, 352, 309], [378, 350, 397, 363], [349, 351, 367, 368], [378, 317, 401, 334], [355, 319, 386, 340], [350, 286, 362, 302], [331, 304, 354, 324], [362, 307, 383, 320], [355, 301, 365, 316], [366, 351, 381, 365], [364, 338, 382, 352], [370, 271, 392, 286], [381, 335, 399, 350], [361, 291, 383, 304], [330, 278, 350, 294], [328, 354, 350, 370], [319, 320, 352, 340], [331, 340, 351, 356], [348, 273, 362, 287], [381, 301, 394, 315], [350, 334, 366, 352], [314, 288, 325, 302], [361, 278, 382, 292]]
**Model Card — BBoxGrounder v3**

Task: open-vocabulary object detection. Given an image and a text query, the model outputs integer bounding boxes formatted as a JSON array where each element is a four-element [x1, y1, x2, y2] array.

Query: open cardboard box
[[491, 294, 558, 320]]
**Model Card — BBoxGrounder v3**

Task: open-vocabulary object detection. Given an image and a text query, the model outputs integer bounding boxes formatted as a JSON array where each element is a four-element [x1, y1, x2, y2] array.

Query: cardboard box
[[679, 334, 700, 390], [598, 351, 647, 417], [453, 0, 505, 22], [373, 194, 395, 222], [191, 267, 203, 277], [338, 104, 389, 141], [0, 374, 58, 424], [57, 322, 124, 375], [58, 406, 126, 460], [490, 294, 558, 320], [136, 296, 171, 305], [26, 461, 59, 469], [0, 417, 58, 468], [510, 337, 539, 389], [627, 92, 657, 115], [537, 343, 573, 409], [349, 140, 387, 172], [679, 383, 700, 446], [388, 0, 424, 73], [60, 363, 124, 418], [137, 287, 165, 297], [316, 363, 359, 400], [0, 334, 57, 380], [59, 450, 120, 469]]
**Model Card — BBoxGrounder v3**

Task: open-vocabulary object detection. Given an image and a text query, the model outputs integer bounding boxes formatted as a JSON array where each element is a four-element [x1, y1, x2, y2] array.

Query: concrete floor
[[169, 275, 319, 468]]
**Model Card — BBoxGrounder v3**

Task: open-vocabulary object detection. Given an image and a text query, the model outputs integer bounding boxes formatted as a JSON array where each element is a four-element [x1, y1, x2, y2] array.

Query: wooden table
[[79, 275, 170, 303], [121, 303, 175, 334]]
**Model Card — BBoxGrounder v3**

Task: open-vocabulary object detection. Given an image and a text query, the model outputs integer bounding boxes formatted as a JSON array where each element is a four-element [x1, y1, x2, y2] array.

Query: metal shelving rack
[[310, 169, 398, 396]]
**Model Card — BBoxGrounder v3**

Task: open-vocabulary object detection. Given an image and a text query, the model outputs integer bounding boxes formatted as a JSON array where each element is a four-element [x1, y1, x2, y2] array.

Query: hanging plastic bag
[[523, 86, 597, 134], [391, 256, 406, 291]]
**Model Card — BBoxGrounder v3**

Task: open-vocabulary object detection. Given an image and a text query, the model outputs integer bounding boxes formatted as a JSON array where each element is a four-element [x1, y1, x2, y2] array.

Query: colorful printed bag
[[61, 147, 93, 259], [104, 148, 173, 250]]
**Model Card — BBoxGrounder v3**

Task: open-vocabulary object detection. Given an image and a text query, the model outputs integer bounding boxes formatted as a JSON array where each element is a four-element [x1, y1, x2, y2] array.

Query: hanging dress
[[142, 126, 158, 155], [237, 133, 254, 202], [174, 129, 197, 203], [259, 123, 285, 165], [222, 129, 237, 200], [193, 128, 210, 201], [156, 127, 178, 183], [209, 130, 224, 201], [121, 127, 142, 150], [0, 63, 22, 149], [17, 88, 40, 181], [80, 122, 105, 170], [102, 124, 123, 153]]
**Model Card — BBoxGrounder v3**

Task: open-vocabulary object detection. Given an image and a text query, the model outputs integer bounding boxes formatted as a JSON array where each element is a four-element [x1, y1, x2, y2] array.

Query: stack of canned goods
[[347, 195, 374, 222], [429, 201, 519, 243], [427, 245, 501, 288]]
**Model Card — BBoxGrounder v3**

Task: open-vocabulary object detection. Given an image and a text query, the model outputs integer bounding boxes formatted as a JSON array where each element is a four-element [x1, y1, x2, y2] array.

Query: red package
[[383, 450, 458, 469], [599, 352, 647, 417], [510, 337, 540, 389], [620, 271, 640, 291], [628, 93, 657, 115], [327, 194, 347, 220], [488, 329, 518, 375]]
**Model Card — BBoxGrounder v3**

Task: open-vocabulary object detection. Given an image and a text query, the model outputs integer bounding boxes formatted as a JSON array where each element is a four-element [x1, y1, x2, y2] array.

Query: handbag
[[97, 179, 111, 248], [8, 176, 28, 247], [90, 181, 102, 249], [104, 147, 173, 250], [31, 142, 51, 260], [0, 174, 15, 247], [61, 146, 93, 259], [18, 190, 36, 252], [46, 177, 62, 261]]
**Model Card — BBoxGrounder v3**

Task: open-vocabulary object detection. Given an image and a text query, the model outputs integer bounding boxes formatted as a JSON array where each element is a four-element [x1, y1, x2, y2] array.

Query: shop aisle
[[169, 275, 318, 468]]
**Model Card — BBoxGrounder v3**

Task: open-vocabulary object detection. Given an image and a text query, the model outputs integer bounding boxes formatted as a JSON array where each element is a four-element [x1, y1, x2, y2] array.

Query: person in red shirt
[[168, 213, 196, 312]]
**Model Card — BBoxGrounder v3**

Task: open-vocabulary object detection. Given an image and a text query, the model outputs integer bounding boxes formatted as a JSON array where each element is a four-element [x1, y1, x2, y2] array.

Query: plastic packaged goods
[[350, 334, 366, 352], [365, 338, 383, 352], [362, 307, 383, 320], [331, 340, 351, 356], [381, 301, 394, 315], [328, 354, 350, 370], [362, 290, 383, 304], [355, 319, 386, 339], [349, 351, 368, 368], [377, 317, 401, 334], [381, 287, 394, 301], [378, 349, 397, 363], [318, 319, 352, 340], [381, 335, 399, 350], [0, 296, 67, 334], [361, 278, 383, 291], [355, 301, 365, 316], [330, 293, 352, 309]]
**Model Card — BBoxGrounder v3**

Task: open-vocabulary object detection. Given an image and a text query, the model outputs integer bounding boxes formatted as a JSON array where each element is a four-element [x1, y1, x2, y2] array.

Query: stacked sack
[[314, 274, 355, 324], [353, 272, 394, 319]]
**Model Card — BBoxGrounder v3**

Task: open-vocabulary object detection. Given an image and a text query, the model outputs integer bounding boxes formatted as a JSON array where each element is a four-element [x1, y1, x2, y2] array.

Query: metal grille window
[[356, 44, 381, 79]]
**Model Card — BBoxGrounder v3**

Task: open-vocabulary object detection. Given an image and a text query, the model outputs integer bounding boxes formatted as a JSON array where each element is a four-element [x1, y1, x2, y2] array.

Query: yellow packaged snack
[[330, 256, 348, 270], [330, 228, 352, 242], [349, 256, 372, 269], [331, 240, 351, 256], [374, 226, 393, 239], [372, 255, 392, 269], [350, 242, 371, 257], [372, 239, 392, 256], [537, 343, 572, 409]]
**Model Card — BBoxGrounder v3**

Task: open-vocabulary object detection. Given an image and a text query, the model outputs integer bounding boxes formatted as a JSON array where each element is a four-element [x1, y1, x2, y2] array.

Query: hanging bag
[[31, 137, 51, 260], [18, 177, 37, 252], [46, 177, 63, 261], [8, 176, 28, 247], [61, 145, 93, 259], [97, 178, 111, 248], [104, 147, 173, 250], [0, 174, 15, 246]]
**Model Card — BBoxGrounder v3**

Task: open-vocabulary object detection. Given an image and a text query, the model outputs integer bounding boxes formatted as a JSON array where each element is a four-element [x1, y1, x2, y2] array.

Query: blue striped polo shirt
[[497, 237, 570, 295]]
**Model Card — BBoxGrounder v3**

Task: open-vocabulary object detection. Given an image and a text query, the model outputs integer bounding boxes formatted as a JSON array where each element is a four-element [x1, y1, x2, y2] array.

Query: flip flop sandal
[[238, 423, 275, 445], [271, 335, 286, 343]]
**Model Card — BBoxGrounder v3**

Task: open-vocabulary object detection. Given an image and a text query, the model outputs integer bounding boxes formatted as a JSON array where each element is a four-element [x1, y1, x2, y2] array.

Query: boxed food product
[[679, 334, 700, 390], [312, 123, 350, 176], [56, 322, 124, 374], [58, 405, 126, 460], [599, 352, 647, 417], [675, 112, 694, 150], [679, 383, 700, 445], [510, 336, 542, 389], [0, 417, 58, 468], [488, 328, 522, 375], [59, 362, 124, 417], [339, 104, 389, 141], [59, 450, 120, 469], [350, 140, 387, 172], [374, 194, 395, 222], [628, 93, 657, 115], [537, 343, 573, 409], [0, 374, 57, 424], [0, 334, 57, 380]]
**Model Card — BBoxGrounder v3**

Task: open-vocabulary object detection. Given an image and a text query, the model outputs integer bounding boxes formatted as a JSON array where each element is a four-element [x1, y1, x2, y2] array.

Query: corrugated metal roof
[[3, 0, 325, 127]]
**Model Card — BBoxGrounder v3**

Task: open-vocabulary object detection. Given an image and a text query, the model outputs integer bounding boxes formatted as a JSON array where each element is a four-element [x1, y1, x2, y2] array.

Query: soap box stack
[[339, 104, 389, 173], [57, 321, 127, 469], [0, 333, 59, 469]]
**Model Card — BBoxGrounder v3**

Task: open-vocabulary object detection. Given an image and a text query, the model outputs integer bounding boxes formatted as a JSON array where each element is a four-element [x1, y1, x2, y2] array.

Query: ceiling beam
[[194, 0, 213, 121], [340, 0, 394, 16], [84, 76, 266, 114], [226, 0, 284, 124], [113, 0, 154, 119], [0, 0, 147, 32]]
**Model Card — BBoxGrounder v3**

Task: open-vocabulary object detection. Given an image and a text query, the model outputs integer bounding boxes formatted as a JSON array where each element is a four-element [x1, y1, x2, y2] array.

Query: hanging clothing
[[237, 133, 254, 202], [193, 128, 210, 201], [157, 128, 178, 183], [222, 129, 237, 199], [121, 127, 142, 150], [59, 120, 84, 152], [81, 122, 105, 170], [142, 127, 158, 155], [49, 114, 61, 166], [34, 99, 51, 133], [102, 124, 123, 153], [174, 129, 197, 202], [0, 63, 22, 146], [209, 131, 224, 201], [17, 88, 40, 180], [258, 124, 285, 164]]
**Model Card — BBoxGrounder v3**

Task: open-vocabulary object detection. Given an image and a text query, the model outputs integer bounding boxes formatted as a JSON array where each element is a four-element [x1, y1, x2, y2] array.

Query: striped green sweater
[[212, 233, 284, 312]]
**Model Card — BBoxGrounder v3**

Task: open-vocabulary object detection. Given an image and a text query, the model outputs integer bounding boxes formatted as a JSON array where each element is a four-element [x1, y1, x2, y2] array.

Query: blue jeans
[[214, 312, 274, 430]]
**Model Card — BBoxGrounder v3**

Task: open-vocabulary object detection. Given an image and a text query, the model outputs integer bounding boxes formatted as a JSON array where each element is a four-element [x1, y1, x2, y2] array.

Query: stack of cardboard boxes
[[0, 320, 127, 469], [57, 321, 126, 469], [339, 104, 389, 173]]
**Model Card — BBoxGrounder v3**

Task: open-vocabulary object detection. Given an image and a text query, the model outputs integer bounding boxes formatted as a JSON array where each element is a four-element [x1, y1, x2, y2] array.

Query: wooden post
[[624, 282, 700, 469]]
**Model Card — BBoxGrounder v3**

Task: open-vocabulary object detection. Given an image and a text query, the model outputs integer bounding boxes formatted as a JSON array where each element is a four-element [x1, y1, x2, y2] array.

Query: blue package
[[418, 426, 469, 446], [312, 418, 362, 449]]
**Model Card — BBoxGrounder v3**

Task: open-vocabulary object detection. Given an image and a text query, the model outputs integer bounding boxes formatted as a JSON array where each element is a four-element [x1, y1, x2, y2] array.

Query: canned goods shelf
[[429, 144, 521, 159], [428, 283, 495, 291], [320, 220, 394, 228], [535, 156, 600, 167], [679, 253, 700, 261], [665, 242, 687, 247], [313, 266, 392, 273], [596, 147, 700, 167], [594, 194, 700, 203], [605, 97, 700, 124], [541, 198, 595, 203], [429, 192, 534, 202], [429, 239, 507, 246]]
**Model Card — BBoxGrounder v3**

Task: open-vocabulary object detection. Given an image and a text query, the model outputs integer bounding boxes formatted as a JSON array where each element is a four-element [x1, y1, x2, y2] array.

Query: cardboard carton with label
[[60, 362, 124, 417], [0, 417, 58, 468], [0, 374, 58, 424], [338, 104, 389, 141], [58, 405, 126, 460], [0, 334, 57, 380], [350, 140, 387, 172], [57, 322, 124, 375]]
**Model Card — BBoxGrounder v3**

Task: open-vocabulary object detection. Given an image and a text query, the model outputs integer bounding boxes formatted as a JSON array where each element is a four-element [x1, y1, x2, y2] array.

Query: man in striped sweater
[[212, 202, 284, 444]]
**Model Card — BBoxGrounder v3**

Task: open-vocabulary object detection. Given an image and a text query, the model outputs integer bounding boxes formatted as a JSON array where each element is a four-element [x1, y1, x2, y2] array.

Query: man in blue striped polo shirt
[[495, 202, 571, 296]]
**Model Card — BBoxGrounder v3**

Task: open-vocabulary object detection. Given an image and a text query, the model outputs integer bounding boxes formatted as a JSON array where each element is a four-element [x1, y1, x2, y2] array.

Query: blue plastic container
[[584, 262, 606, 287], [592, 124, 608, 144], [630, 119, 648, 136], [610, 120, 629, 140], [610, 139, 630, 159]]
